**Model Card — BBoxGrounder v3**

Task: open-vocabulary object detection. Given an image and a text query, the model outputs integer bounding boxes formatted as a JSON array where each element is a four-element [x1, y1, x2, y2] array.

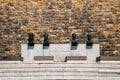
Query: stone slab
[[0, 57, 23, 61], [34, 56, 54, 61], [65, 56, 86, 62], [101, 56, 120, 61]]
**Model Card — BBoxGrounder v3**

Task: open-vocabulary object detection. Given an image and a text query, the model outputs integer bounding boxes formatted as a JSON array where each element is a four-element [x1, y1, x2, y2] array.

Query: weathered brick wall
[[0, 0, 120, 57]]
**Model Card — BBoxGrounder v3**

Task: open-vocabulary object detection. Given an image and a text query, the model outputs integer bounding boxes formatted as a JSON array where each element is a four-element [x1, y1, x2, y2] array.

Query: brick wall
[[0, 0, 120, 57]]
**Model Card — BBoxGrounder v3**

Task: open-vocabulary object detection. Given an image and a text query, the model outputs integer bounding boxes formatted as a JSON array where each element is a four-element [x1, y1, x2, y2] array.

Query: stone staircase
[[0, 62, 120, 80]]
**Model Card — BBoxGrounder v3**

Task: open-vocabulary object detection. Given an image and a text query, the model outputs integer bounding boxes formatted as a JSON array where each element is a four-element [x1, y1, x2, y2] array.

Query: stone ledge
[[34, 56, 54, 61], [65, 56, 86, 62], [101, 56, 120, 61], [0, 56, 23, 61]]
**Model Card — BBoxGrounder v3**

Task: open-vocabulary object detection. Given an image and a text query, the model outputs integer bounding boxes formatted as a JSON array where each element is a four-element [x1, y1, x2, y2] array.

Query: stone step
[[0, 76, 120, 80], [0, 68, 119, 77], [0, 62, 120, 79], [0, 72, 98, 77], [0, 63, 120, 68], [0, 68, 120, 73], [0, 72, 120, 77], [0, 68, 98, 72]]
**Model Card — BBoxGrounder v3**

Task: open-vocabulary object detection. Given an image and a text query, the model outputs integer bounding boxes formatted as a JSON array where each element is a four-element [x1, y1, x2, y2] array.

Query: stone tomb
[[21, 44, 100, 62]]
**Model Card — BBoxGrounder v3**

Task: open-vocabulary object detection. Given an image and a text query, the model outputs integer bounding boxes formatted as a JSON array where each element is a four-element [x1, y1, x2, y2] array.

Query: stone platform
[[21, 44, 100, 63]]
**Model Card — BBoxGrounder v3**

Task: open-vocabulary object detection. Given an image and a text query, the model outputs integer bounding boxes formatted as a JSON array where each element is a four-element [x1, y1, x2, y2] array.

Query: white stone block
[[21, 44, 100, 62]]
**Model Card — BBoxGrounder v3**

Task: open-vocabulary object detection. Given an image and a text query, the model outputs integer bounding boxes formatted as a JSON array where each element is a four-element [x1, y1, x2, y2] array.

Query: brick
[[0, 0, 119, 57]]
